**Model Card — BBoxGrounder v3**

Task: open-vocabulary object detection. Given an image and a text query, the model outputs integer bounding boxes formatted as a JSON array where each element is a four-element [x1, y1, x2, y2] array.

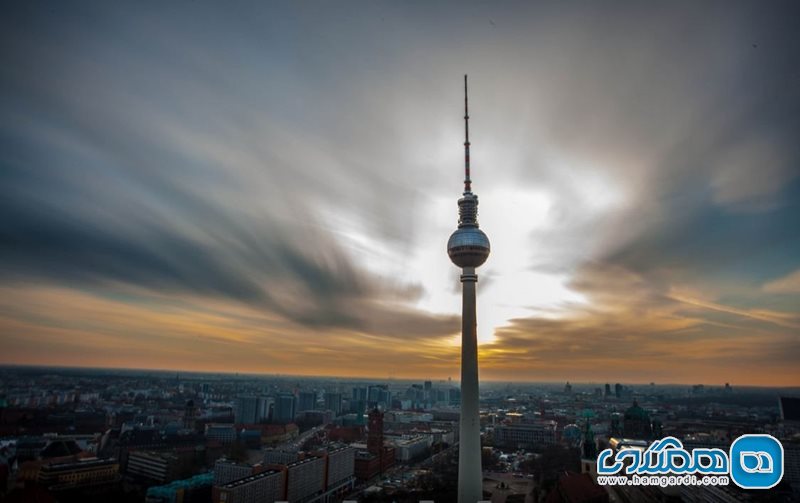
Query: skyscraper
[[447, 75, 491, 503], [235, 395, 269, 424], [274, 393, 296, 423], [324, 392, 343, 416], [298, 391, 316, 412]]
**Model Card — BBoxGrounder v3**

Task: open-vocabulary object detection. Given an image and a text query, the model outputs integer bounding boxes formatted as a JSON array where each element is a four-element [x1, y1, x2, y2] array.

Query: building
[[354, 409, 396, 480], [146, 472, 213, 503], [263, 448, 300, 465], [235, 396, 270, 424], [392, 435, 432, 462], [784, 440, 800, 499], [323, 446, 355, 490], [126, 450, 182, 483], [324, 392, 342, 417], [212, 469, 284, 503], [37, 457, 119, 490], [298, 391, 317, 413], [353, 448, 395, 481], [247, 423, 299, 445], [205, 423, 236, 444], [352, 387, 368, 402], [213, 458, 254, 486], [296, 410, 333, 427], [622, 400, 652, 439], [274, 393, 296, 423], [367, 408, 384, 455], [543, 472, 608, 503], [494, 421, 558, 449], [284, 455, 326, 502]]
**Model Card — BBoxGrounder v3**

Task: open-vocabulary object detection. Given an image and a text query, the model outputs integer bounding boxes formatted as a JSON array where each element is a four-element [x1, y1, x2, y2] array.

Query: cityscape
[[0, 367, 798, 502], [2, 1, 799, 502]]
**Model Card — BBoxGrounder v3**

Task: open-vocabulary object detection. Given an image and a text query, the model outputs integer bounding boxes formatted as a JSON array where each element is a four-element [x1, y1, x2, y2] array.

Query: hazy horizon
[[3, 363, 799, 391]]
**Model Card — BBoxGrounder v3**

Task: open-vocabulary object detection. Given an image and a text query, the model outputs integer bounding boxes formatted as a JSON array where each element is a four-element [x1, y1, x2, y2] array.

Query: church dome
[[624, 400, 649, 421]]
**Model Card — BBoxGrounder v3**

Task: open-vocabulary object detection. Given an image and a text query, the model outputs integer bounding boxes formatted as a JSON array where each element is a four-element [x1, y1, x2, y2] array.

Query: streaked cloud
[[0, 1, 798, 385], [763, 269, 800, 295]]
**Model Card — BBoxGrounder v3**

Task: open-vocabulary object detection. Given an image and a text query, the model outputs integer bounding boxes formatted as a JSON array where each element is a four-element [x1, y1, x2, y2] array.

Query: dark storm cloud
[[0, 1, 459, 338]]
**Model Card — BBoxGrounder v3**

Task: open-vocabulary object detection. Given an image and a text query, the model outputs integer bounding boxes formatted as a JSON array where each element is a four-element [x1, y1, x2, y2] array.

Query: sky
[[1, 1, 798, 386]]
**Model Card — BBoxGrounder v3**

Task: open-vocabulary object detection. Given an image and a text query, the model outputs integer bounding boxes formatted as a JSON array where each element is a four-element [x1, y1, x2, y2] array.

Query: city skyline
[[1, 2, 799, 387]]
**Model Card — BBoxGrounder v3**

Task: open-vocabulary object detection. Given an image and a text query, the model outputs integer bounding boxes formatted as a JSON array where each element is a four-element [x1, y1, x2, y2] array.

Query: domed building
[[623, 399, 652, 439], [562, 424, 582, 447]]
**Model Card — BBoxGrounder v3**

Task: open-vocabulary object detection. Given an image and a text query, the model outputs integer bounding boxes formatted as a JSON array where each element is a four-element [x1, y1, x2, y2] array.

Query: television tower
[[447, 74, 490, 503]]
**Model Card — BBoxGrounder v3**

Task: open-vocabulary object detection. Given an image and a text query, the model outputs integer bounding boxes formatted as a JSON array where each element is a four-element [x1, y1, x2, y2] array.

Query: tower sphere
[[448, 226, 490, 268]]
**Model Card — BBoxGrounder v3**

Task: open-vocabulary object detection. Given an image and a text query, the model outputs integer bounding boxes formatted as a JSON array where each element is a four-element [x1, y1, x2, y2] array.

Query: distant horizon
[[2, 363, 798, 391]]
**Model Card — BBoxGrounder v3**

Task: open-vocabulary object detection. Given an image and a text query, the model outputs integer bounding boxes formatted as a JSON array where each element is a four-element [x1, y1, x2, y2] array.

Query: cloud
[[480, 262, 799, 385], [763, 269, 800, 295], [0, 1, 798, 383], [710, 135, 797, 212]]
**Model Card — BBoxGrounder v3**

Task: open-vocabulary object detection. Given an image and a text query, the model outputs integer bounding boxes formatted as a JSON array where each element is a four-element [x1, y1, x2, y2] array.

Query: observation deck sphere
[[447, 227, 490, 268]]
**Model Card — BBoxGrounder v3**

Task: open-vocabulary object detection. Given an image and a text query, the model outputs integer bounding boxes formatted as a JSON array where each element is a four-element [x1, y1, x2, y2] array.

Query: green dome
[[624, 400, 649, 421]]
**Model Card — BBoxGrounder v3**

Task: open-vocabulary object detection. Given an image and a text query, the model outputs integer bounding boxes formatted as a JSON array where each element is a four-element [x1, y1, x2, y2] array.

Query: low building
[[126, 450, 181, 483], [212, 469, 284, 503], [353, 447, 395, 481], [146, 472, 213, 503], [37, 456, 119, 490], [494, 421, 557, 449], [205, 424, 236, 445], [391, 435, 431, 462]]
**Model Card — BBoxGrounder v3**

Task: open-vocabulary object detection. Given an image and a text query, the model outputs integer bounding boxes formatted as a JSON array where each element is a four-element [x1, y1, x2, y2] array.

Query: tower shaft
[[458, 267, 482, 503]]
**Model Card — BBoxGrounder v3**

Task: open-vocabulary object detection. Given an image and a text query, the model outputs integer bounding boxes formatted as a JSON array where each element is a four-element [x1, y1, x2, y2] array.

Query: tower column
[[459, 266, 482, 503]]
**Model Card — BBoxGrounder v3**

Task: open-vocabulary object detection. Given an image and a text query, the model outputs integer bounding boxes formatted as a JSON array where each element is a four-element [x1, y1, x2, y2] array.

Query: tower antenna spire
[[464, 74, 471, 193]]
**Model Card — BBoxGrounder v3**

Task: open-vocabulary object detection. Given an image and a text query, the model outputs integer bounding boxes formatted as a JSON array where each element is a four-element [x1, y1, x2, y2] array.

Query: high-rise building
[[447, 75, 491, 503], [350, 388, 367, 415], [324, 392, 342, 417], [323, 446, 355, 490], [285, 456, 325, 502], [235, 396, 269, 424], [183, 399, 196, 430], [213, 459, 255, 486], [349, 399, 365, 414], [298, 391, 316, 413], [352, 387, 368, 402], [273, 393, 296, 423], [367, 408, 385, 456], [448, 387, 461, 406]]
